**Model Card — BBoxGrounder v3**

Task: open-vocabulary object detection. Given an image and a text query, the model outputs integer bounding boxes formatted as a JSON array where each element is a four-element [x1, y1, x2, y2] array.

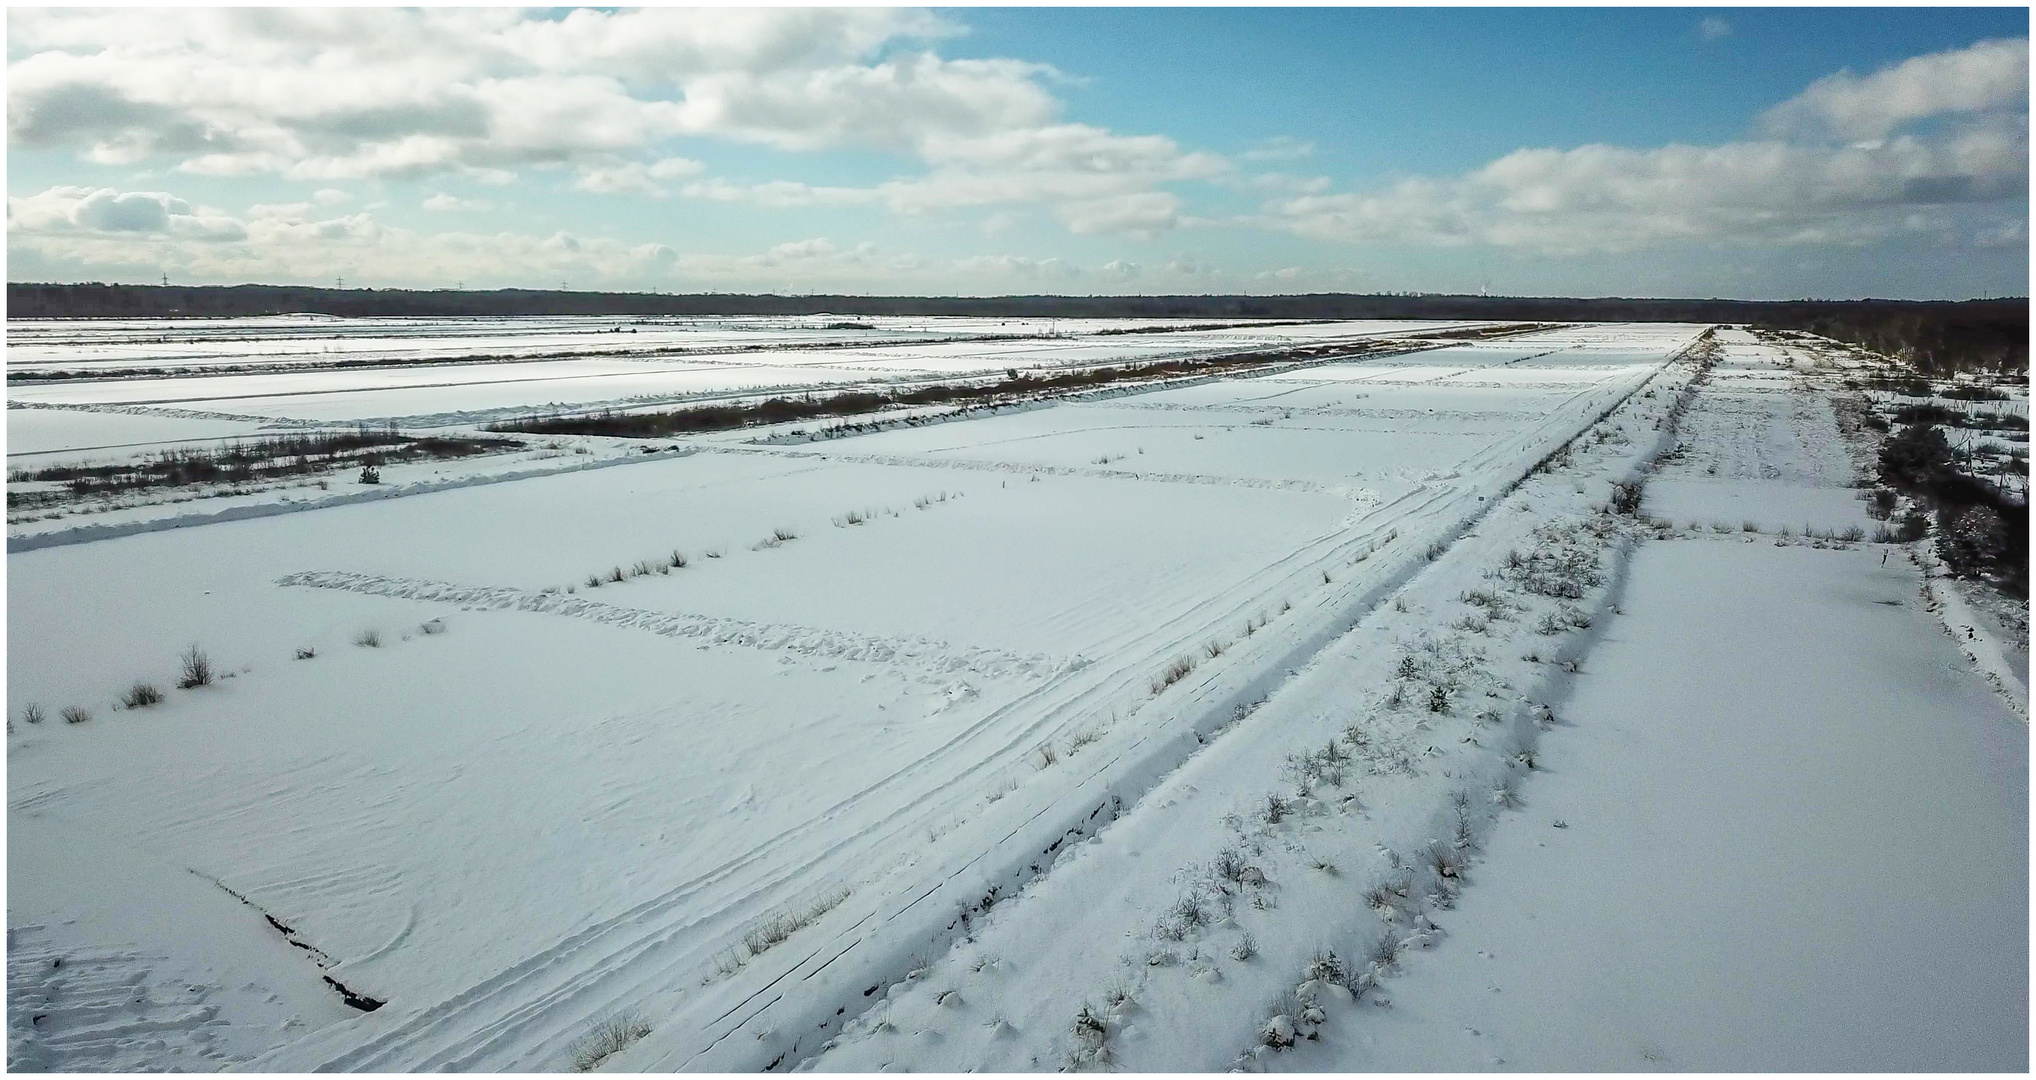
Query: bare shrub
[[668, 550, 688, 568], [1067, 728, 1100, 754], [1151, 655, 1195, 695], [354, 629, 382, 648], [21, 703, 45, 725], [1609, 479, 1644, 515], [1035, 744, 1060, 769], [1427, 842, 1461, 880], [1203, 639, 1226, 659], [742, 889, 850, 957], [1213, 848, 1250, 884], [177, 644, 214, 689], [1503, 531, 1601, 599], [1307, 950, 1347, 984], [568, 1013, 652, 1072], [61, 706, 92, 724], [122, 682, 165, 708], [1071, 1004, 1110, 1056], [1230, 933, 1258, 961], [295, 647, 317, 660]]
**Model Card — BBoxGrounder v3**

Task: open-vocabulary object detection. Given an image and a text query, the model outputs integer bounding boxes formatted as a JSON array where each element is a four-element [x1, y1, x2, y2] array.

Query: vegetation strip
[[484, 336, 1510, 439], [8, 430, 520, 511]]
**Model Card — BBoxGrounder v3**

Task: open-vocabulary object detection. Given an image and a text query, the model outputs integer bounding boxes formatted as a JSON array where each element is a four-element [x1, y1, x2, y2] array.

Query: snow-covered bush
[[568, 1013, 651, 1072]]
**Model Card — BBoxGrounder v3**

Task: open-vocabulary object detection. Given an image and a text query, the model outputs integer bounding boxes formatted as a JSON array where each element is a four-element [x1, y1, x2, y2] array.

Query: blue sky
[[7, 7, 2028, 298]]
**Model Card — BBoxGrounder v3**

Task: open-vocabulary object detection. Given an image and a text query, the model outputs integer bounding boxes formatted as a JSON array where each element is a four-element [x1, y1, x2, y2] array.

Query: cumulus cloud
[[12, 189, 686, 286], [422, 193, 491, 212], [1268, 39, 2029, 255], [8, 180, 1162, 293], [1760, 37, 2027, 142], [9, 185, 244, 240], [951, 253, 1079, 280], [572, 155, 705, 196], [5, 9, 1000, 178], [7, 9, 1223, 236], [5, 10, 1054, 175], [1055, 191, 1182, 236], [675, 123, 1222, 234]]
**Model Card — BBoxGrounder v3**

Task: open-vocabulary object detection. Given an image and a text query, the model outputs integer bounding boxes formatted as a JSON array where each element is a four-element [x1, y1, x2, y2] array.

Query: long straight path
[[1309, 539, 2027, 1071]]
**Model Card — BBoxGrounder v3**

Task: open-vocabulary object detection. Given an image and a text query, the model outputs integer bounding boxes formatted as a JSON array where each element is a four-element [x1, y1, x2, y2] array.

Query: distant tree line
[[7, 282, 2025, 373]]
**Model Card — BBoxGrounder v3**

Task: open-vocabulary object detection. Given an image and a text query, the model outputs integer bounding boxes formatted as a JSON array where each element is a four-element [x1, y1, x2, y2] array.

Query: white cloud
[[8, 185, 244, 240], [1699, 18, 1732, 43], [572, 155, 705, 196], [6, 179, 1254, 293], [676, 124, 1224, 234], [312, 188, 351, 206], [678, 178, 877, 209], [1268, 40, 2029, 256], [1976, 218, 2027, 247], [1760, 38, 2028, 142], [7, 9, 1224, 236], [12, 191, 682, 287], [4, 9, 1050, 179], [951, 254, 1079, 280], [422, 192, 491, 212], [1055, 191, 1181, 237]]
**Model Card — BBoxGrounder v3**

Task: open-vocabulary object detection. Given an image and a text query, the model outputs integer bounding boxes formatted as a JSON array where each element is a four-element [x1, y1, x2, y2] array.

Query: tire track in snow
[[1104, 401, 1548, 423], [707, 445, 1380, 505], [247, 328, 1695, 1073], [274, 570, 1082, 682], [6, 399, 323, 428]]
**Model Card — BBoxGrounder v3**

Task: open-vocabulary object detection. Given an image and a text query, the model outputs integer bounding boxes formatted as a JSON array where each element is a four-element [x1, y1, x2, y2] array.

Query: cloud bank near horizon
[[7, 10, 2027, 297]]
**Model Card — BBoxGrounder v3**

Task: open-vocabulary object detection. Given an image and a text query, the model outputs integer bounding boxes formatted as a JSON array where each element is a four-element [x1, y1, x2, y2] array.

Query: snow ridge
[[274, 570, 1083, 682], [7, 399, 322, 428], [716, 445, 1380, 502]]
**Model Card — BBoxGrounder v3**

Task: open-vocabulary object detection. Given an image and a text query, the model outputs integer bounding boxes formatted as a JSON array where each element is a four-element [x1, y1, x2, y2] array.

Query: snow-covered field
[[1290, 540, 2026, 1072], [7, 316, 1483, 436], [6, 320, 2023, 1073]]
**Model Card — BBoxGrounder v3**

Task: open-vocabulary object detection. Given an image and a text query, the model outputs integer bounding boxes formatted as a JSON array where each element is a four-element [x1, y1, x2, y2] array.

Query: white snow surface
[[7, 316, 1484, 434], [9, 322, 2022, 1073], [1277, 539, 2027, 1072]]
